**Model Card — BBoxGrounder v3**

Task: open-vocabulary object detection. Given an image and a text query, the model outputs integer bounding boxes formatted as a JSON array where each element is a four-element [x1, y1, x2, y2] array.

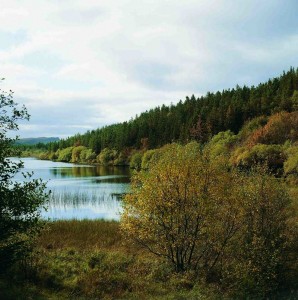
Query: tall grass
[[38, 219, 122, 250], [28, 220, 213, 299], [44, 190, 124, 220], [2, 219, 297, 299]]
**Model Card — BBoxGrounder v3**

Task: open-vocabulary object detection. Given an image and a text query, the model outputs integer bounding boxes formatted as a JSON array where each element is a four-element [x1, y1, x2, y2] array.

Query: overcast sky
[[1, 0, 297, 138]]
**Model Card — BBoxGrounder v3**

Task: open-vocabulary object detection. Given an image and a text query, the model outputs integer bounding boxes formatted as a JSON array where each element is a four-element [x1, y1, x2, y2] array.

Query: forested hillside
[[19, 68, 298, 172], [49, 68, 297, 153]]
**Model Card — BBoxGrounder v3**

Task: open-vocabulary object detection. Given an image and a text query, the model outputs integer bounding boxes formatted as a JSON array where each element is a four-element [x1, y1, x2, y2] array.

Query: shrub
[[238, 115, 268, 141], [129, 152, 143, 170], [57, 147, 73, 162], [114, 151, 127, 165], [232, 144, 286, 171], [71, 146, 87, 163], [38, 152, 50, 160], [207, 130, 238, 158], [226, 167, 292, 298], [247, 111, 298, 146], [121, 142, 295, 298], [48, 151, 57, 160], [97, 148, 117, 165], [85, 149, 96, 162], [284, 146, 298, 175], [141, 149, 156, 170]]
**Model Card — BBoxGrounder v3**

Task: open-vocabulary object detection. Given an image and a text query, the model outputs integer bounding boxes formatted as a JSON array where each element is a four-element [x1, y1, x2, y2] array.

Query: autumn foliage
[[121, 142, 294, 297], [247, 111, 298, 147]]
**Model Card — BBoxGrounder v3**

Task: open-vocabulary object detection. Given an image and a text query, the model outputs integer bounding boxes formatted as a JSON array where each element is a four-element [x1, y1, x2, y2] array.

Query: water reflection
[[49, 165, 131, 179], [11, 157, 131, 220]]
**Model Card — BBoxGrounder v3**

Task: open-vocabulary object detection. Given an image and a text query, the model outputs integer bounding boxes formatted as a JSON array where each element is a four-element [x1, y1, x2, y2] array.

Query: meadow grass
[[38, 219, 122, 250], [1, 220, 218, 300]]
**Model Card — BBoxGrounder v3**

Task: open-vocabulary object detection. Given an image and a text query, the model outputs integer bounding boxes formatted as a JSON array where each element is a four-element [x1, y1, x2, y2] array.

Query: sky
[[0, 0, 297, 138]]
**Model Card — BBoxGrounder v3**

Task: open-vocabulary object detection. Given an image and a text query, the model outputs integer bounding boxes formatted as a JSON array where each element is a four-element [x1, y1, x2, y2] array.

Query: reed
[[2, 219, 296, 299], [48, 189, 123, 206], [38, 219, 122, 250]]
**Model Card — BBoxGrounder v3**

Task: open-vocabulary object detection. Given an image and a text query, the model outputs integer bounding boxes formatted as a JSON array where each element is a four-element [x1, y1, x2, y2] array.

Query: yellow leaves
[[121, 140, 294, 287], [121, 142, 239, 270]]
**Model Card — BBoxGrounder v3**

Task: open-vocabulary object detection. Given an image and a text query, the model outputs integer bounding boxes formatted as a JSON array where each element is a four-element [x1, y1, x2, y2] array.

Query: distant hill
[[15, 137, 60, 145]]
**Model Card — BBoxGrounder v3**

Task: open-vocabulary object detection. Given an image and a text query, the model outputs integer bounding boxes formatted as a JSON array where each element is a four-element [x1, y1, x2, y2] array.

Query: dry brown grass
[[38, 219, 122, 250]]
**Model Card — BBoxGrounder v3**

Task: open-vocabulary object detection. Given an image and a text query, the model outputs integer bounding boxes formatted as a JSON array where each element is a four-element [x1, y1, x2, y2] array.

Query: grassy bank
[[1, 220, 222, 300], [1, 218, 298, 299], [2, 178, 298, 299]]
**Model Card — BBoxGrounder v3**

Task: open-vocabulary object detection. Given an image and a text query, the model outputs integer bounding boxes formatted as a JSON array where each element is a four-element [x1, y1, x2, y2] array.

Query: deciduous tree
[[0, 85, 48, 269], [121, 143, 241, 275]]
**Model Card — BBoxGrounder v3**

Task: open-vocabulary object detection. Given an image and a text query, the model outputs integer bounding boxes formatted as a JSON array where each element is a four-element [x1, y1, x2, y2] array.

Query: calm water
[[12, 157, 131, 220]]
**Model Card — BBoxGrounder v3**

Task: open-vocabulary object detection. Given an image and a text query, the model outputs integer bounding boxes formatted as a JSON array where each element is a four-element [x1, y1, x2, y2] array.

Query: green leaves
[[0, 87, 48, 271]]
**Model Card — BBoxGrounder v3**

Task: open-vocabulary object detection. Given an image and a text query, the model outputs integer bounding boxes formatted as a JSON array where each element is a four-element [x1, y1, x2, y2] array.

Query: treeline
[[18, 68, 298, 175], [18, 111, 298, 183], [44, 68, 297, 153]]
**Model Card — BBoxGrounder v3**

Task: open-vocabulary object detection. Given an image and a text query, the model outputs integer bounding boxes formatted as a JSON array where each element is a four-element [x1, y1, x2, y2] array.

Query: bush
[[141, 149, 156, 170], [225, 167, 292, 298], [114, 151, 127, 165], [207, 130, 238, 158], [232, 144, 286, 171], [71, 146, 87, 163], [48, 151, 57, 160], [78, 148, 96, 162], [129, 152, 143, 170], [57, 147, 73, 162], [97, 148, 117, 165], [238, 115, 268, 141], [38, 152, 50, 160], [247, 111, 298, 146], [122, 142, 241, 274], [284, 146, 298, 175]]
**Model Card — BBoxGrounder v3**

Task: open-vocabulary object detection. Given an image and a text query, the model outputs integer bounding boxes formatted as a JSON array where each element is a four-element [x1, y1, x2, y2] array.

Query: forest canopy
[[44, 68, 297, 153], [19, 68, 298, 179]]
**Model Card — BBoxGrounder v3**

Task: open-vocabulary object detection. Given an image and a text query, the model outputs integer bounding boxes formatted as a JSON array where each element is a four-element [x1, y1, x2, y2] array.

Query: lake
[[12, 157, 131, 220]]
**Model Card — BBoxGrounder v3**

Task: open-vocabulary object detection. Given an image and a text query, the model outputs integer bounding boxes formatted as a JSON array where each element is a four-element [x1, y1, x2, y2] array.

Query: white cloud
[[235, 34, 298, 63], [0, 0, 297, 137]]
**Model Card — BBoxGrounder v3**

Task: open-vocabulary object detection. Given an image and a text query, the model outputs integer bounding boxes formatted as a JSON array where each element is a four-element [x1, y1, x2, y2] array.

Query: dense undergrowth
[[0, 220, 225, 300], [1, 216, 297, 300]]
